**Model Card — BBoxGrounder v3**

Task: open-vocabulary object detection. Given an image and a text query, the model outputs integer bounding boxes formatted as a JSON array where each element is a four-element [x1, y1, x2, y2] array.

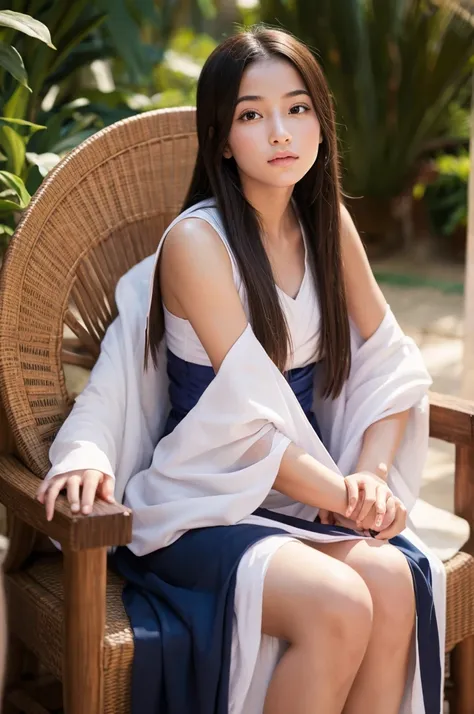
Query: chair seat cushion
[[6, 553, 132, 714]]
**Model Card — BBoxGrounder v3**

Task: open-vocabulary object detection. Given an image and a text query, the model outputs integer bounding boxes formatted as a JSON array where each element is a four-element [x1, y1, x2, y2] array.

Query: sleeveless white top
[[161, 198, 321, 369]]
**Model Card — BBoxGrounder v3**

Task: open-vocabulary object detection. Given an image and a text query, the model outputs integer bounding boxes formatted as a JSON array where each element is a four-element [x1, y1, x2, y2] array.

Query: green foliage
[[415, 152, 470, 237], [262, 0, 474, 200], [0, 1, 168, 249], [0, 9, 54, 238], [154, 27, 216, 107], [0, 1, 217, 253]]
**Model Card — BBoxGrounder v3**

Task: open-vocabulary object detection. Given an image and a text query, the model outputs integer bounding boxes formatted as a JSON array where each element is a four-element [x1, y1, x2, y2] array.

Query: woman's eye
[[289, 104, 310, 115], [240, 110, 260, 122]]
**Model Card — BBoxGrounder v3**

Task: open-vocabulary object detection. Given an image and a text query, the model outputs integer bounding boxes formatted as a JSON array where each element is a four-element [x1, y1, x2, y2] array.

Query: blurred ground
[[374, 257, 466, 516]]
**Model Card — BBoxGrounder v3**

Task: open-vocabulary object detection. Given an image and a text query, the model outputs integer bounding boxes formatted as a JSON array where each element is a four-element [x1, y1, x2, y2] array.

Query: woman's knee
[[353, 543, 415, 638], [262, 541, 373, 650]]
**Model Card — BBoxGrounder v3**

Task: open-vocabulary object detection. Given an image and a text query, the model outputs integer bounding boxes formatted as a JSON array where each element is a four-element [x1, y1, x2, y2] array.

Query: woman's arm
[[328, 204, 411, 529], [355, 411, 411, 481], [340, 203, 387, 341], [161, 218, 356, 516], [340, 204, 411, 474], [38, 292, 134, 519]]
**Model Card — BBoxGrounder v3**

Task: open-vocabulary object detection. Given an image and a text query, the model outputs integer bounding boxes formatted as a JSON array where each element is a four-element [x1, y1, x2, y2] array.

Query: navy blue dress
[[112, 350, 441, 714]]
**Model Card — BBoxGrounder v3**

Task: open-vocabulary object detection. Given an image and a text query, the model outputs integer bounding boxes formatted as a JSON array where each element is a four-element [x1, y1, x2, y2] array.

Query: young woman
[[37, 26, 443, 714]]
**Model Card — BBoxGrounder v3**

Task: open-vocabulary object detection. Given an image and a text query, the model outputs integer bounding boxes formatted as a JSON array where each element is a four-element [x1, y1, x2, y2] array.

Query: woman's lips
[[268, 156, 298, 167]]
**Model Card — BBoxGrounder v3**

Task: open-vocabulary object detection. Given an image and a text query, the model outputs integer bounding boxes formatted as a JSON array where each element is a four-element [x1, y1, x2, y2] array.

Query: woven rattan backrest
[[0, 107, 197, 477]]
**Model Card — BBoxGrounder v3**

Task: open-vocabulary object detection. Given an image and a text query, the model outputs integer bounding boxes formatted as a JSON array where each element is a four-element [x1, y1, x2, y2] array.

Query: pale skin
[[37, 58, 415, 713]]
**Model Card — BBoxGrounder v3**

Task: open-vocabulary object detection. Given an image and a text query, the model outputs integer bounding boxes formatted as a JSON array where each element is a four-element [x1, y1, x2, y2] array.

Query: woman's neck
[[242, 181, 297, 245]]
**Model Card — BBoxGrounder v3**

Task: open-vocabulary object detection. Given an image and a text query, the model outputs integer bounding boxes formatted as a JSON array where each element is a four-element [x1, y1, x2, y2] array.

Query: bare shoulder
[[339, 202, 363, 245], [159, 216, 248, 370], [161, 217, 234, 282]]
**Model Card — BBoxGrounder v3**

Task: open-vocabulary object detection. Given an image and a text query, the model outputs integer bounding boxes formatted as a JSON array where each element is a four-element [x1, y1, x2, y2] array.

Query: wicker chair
[[0, 107, 473, 714]]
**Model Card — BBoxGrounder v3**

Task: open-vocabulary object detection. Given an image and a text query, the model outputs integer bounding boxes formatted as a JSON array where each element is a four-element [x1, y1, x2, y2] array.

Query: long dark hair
[[147, 26, 351, 398]]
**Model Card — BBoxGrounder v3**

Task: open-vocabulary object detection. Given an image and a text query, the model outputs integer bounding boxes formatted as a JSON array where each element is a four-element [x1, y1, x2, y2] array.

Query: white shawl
[[48, 250, 432, 553]]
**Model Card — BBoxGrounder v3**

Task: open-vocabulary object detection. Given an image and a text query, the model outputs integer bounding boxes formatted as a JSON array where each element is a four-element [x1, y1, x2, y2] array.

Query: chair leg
[[3, 635, 40, 714], [3, 634, 25, 714], [450, 635, 474, 714], [62, 547, 107, 714]]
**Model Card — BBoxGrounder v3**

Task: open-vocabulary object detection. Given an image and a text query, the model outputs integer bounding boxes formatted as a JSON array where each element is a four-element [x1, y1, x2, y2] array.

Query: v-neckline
[[275, 222, 308, 304]]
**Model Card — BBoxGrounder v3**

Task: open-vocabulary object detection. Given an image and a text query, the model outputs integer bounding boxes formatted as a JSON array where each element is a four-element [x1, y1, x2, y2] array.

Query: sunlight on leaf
[[0, 10, 56, 49]]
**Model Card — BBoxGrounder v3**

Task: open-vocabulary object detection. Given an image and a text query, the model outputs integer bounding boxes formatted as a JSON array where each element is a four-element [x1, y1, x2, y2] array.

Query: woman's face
[[225, 58, 322, 190]]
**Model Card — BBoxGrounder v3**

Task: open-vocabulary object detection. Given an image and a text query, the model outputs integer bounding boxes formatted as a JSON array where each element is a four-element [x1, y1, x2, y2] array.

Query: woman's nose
[[269, 115, 292, 145]]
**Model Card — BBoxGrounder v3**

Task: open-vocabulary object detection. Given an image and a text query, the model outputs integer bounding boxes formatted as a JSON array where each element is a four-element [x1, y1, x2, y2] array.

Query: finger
[[319, 509, 330, 524], [344, 477, 359, 517], [373, 486, 387, 529], [37, 475, 59, 502], [37, 471, 83, 502], [376, 502, 407, 540], [359, 506, 378, 531], [97, 475, 115, 503], [356, 485, 377, 525], [381, 496, 397, 530], [67, 475, 82, 513], [350, 495, 364, 524], [80, 470, 101, 514], [44, 476, 68, 522]]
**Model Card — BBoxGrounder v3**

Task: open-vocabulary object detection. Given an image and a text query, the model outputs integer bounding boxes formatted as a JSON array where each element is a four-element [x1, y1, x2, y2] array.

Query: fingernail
[[82, 506, 91, 515], [71, 504, 79, 512], [376, 517, 382, 527]]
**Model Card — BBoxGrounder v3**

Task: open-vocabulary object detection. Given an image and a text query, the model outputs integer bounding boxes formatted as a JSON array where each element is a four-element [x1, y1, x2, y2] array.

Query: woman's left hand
[[319, 496, 407, 540], [370, 497, 407, 539]]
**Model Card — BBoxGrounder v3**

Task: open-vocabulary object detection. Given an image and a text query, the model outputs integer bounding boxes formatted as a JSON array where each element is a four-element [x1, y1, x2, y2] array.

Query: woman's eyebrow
[[235, 89, 310, 106]]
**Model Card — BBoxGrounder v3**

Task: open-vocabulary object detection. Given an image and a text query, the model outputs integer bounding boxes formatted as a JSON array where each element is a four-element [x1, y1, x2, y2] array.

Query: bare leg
[[261, 540, 373, 714], [315, 539, 415, 714]]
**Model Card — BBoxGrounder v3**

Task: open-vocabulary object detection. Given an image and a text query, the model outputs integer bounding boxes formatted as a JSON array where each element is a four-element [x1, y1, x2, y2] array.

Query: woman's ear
[[223, 144, 233, 159], [319, 135, 324, 145]]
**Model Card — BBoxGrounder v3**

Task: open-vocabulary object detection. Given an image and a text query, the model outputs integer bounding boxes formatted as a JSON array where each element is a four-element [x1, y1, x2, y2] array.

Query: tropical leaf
[[0, 198, 25, 212], [95, 0, 155, 82], [25, 150, 60, 177], [0, 169, 30, 206], [49, 12, 107, 75], [0, 42, 30, 89], [0, 223, 13, 236], [0, 116, 45, 133], [0, 125, 26, 176], [0, 10, 55, 49], [2, 84, 30, 121], [49, 128, 97, 155]]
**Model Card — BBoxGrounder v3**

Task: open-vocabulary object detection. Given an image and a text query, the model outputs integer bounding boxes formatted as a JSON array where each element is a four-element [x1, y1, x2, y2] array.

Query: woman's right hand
[[36, 469, 115, 521], [343, 470, 396, 531]]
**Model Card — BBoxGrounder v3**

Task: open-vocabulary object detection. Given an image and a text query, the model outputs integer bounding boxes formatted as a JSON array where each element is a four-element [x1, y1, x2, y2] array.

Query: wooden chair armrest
[[429, 391, 474, 445], [429, 391, 474, 554], [0, 455, 132, 551]]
